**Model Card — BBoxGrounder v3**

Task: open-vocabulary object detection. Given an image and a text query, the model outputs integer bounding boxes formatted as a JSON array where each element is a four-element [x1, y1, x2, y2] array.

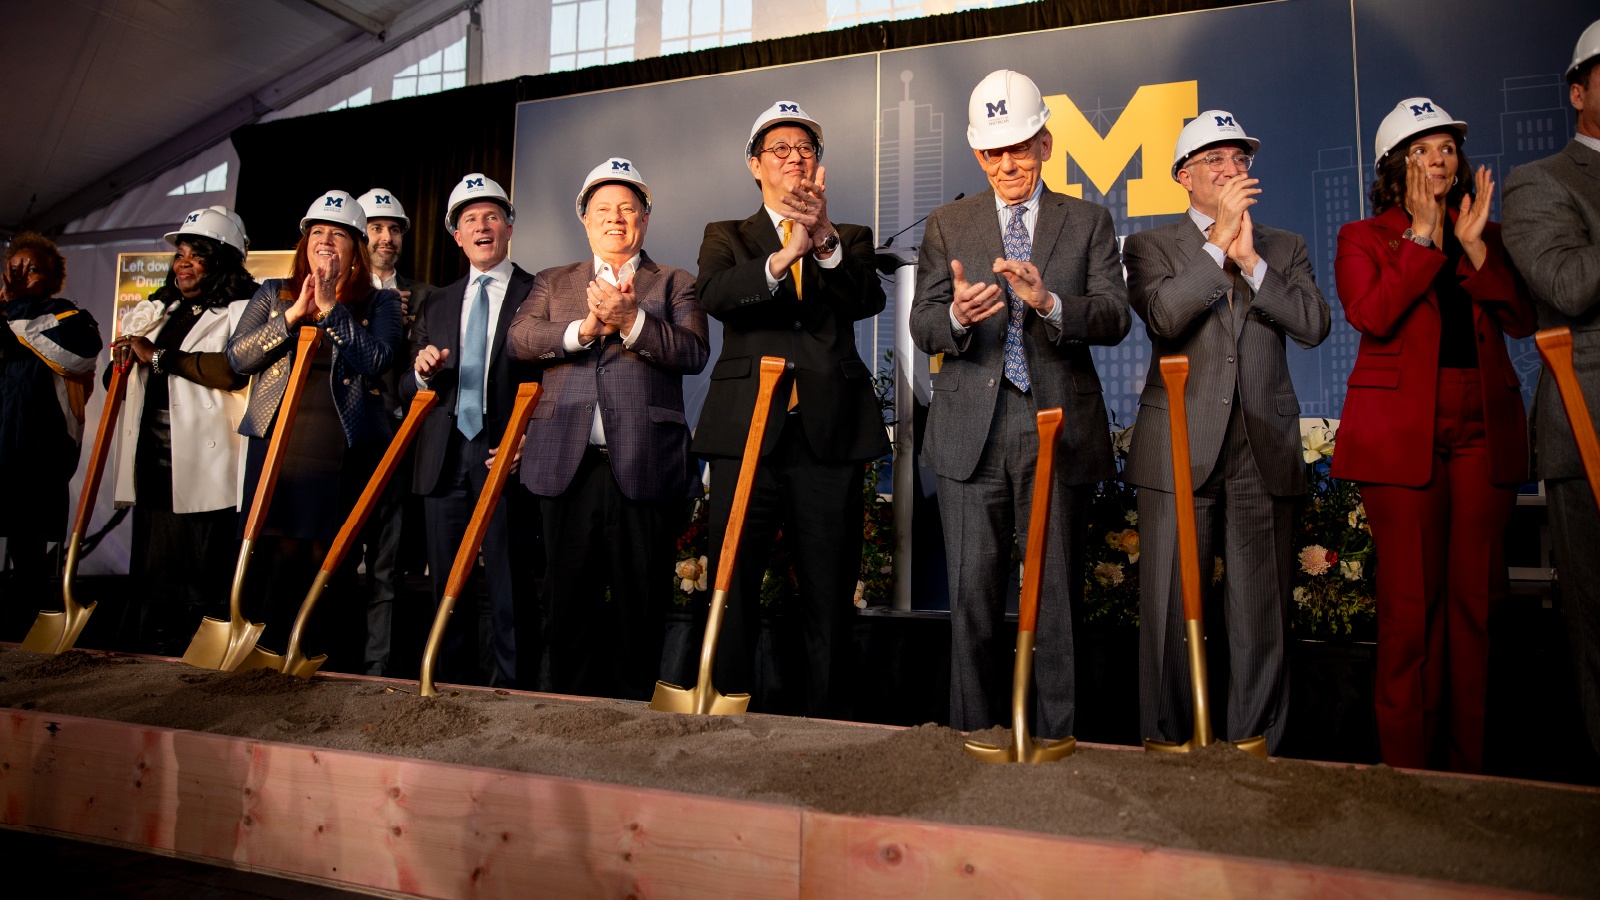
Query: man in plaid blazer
[[506, 158, 709, 700]]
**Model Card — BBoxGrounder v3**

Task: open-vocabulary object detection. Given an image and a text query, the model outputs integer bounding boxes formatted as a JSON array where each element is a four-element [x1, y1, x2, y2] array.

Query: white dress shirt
[[1187, 206, 1268, 292], [414, 256, 512, 400], [949, 182, 1063, 336], [763, 205, 842, 293], [373, 272, 399, 291], [562, 252, 647, 447]]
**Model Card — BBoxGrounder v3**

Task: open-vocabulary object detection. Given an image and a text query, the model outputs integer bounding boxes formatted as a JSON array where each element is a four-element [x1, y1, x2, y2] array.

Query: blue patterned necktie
[[1002, 202, 1032, 391], [458, 273, 492, 439]]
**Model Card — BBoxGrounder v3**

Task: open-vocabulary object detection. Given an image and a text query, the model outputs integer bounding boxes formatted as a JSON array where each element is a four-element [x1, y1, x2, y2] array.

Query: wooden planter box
[[0, 706, 1538, 898]]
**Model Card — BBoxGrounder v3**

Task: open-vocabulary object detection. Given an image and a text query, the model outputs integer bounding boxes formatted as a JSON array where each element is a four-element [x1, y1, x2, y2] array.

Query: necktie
[[458, 273, 491, 440], [781, 218, 802, 410], [1002, 203, 1032, 392]]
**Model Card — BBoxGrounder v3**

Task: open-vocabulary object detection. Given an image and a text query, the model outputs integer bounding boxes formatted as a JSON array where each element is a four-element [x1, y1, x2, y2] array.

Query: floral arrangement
[[1289, 418, 1377, 640], [1080, 420, 1142, 627]]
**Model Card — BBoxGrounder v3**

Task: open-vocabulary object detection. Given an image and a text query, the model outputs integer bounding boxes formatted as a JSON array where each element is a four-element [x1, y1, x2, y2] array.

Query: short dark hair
[[1369, 128, 1472, 216], [1569, 55, 1599, 87], [156, 235, 259, 308], [4, 232, 66, 297], [579, 181, 648, 216]]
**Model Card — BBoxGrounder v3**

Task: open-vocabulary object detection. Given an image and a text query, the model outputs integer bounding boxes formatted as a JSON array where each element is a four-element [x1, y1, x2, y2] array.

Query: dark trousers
[[361, 476, 406, 675], [1362, 369, 1512, 772], [540, 447, 680, 701], [937, 383, 1085, 739], [1137, 402, 1295, 754], [422, 427, 529, 688], [1548, 475, 1600, 760], [120, 506, 238, 656], [708, 415, 863, 718]]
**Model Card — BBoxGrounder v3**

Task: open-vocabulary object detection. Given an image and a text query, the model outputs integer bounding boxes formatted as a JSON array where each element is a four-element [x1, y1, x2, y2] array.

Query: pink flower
[[1299, 544, 1333, 576]]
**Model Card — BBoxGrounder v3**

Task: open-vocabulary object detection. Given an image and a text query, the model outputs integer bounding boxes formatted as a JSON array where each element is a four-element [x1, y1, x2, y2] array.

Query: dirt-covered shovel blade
[[964, 408, 1077, 764], [239, 390, 439, 677], [649, 357, 789, 715], [1143, 356, 1266, 759], [182, 327, 321, 672], [416, 383, 543, 698], [21, 358, 131, 654]]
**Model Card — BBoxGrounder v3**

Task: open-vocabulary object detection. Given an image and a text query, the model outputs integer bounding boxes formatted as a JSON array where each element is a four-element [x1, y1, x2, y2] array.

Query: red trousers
[[1360, 369, 1514, 773]]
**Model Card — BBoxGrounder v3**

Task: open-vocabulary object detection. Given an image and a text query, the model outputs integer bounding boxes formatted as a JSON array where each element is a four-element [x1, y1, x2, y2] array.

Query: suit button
[[1227, 356, 1235, 364], [204, 401, 213, 408], [586, 404, 594, 412], [793, 321, 802, 330], [206, 440, 216, 448], [361, 320, 369, 326], [785, 362, 795, 371], [596, 366, 605, 374], [1222, 397, 1230, 405], [988, 378, 996, 387], [343, 378, 351, 385]]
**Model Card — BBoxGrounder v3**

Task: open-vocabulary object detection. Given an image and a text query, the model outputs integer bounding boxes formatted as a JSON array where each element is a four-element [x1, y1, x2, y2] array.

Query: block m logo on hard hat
[[778, 103, 799, 113], [185, 212, 200, 224], [1042, 80, 1197, 217], [466, 177, 484, 188], [986, 100, 1008, 119], [1409, 101, 1435, 115], [612, 161, 630, 171], [1214, 114, 1235, 127], [325, 197, 343, 208], [373, 194, 391, 205]]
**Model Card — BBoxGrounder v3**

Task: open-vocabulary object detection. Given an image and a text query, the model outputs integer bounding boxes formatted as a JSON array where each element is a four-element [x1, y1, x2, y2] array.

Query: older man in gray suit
[[911, 69, 1130, 739], [1503, 19, 1600, 757], [1123, 111, 1329, 753], [507, 158, 708, 701]]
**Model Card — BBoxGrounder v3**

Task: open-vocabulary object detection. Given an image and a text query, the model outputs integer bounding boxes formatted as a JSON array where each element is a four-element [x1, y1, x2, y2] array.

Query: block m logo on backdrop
[[1041, 80, 1197, 218]]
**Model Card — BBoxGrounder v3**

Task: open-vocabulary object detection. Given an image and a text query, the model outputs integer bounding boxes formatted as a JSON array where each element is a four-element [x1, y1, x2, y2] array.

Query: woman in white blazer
[[109, 208, 256, 655]]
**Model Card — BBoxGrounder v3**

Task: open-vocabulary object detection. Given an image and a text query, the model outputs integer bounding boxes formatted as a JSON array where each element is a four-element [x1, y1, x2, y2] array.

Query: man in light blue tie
[[910, 69, 1130, 738], [401, 173, 540, 688]]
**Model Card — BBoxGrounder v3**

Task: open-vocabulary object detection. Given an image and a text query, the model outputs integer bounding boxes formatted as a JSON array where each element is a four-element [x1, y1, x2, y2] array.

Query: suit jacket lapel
[[490, 265, 532, 372], [631, 252, 658, 303], [741, 206, 794, 299], [1030, 190, 1066, 275]]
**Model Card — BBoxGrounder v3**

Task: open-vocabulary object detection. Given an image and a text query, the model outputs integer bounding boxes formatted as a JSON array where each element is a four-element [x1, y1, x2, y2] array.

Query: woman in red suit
[[1333, 97, 1535, 773]]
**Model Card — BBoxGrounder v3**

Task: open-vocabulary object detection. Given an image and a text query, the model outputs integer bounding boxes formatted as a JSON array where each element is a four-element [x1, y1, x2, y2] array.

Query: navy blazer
[[228, 279, 401, 446], [400, 264, 540, 496]]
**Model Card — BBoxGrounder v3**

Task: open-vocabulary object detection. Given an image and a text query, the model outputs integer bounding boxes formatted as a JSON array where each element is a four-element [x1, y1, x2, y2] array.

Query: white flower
[[119, 299, 166, 339], [1347, 503, 1368, 531], [1293, 586, 1308, 607], [1340, 559, 1363, 582], [1300, 418, 1338, 464], [1093, 561, 1125, 587], [853, 580, 867, 609], [1124, 509, 1139, 527], [675, 556, 708, 593], [1110, 424, 1136, 456]]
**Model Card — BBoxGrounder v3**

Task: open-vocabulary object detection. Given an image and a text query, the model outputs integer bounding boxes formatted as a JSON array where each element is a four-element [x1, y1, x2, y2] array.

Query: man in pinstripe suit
[[1123, 111, 1329, 753], [506, 159, 708, 700], [911, 71, 1130, 739]]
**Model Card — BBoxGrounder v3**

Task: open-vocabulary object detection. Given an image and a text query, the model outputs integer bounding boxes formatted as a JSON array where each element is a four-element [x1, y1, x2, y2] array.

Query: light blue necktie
[[458, 274, 492, 439], [1002, 203, 1032, 392]]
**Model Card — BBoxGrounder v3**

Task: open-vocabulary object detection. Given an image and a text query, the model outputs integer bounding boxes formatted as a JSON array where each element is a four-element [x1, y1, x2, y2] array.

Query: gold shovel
[[1144, 355, 1268, 759], [20, 358, 131, 654], [1535, 328, 1600, 508], [964, 407, 1077, 763], [649, 356, 787, 715], [417, 382, 543, 698], [182, 326, 321, 671], [237, 390, 438, 678]]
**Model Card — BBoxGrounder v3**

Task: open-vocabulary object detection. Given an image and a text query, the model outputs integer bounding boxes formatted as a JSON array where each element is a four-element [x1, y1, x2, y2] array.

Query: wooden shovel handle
[[317, 391, 437, 575], [242, 327, 323, 541], [71, 360, 129, 540], [1017, 408, 1063, 635], [1161, 356, 1205, 624], [441, 383, 542, 600], [714, 357, 787, 594], [1535, 328, 1600, 505]]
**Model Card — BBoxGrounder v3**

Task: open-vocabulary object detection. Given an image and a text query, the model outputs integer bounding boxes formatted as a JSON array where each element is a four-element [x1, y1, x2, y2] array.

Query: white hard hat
[[208, 205, 249, 249], [1170, 110, 1261, 181], [1570, 19, 1600, 82], [166, 207, 247, 255], [576, 158, 652, 217], [357, 189, 410, 232], [966, 70, 1051, 150], [445, 173, 515, 231], [745, 101, 824, 160], [299, 190, 367, 240], [1374, 97, 1468, 171]]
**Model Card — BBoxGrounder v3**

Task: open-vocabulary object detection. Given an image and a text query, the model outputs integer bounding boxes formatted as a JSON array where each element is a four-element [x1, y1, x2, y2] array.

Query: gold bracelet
[[314, 306, 332, 322]]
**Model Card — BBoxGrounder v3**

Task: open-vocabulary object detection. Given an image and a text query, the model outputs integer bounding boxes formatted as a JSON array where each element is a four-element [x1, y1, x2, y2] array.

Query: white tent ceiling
[[3, 0, 472, 237]]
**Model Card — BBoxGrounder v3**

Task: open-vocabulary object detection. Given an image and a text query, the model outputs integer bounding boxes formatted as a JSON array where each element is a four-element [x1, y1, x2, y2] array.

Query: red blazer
[[1331, 206, 1536, 488]]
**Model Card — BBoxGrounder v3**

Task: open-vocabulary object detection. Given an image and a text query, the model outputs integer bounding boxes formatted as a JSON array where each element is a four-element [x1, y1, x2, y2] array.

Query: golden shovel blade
[[1144, 735, 1268, 760], [648, 679, 752, 716], [962, 632, 1076, 764], [20, 603, 96, 655], [181, 616, 268, 672]]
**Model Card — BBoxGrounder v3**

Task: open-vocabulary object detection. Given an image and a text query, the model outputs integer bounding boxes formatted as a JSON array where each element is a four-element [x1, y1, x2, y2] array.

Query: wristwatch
[[814, 231, 840, 255], [1401, 227, 1434, 250]]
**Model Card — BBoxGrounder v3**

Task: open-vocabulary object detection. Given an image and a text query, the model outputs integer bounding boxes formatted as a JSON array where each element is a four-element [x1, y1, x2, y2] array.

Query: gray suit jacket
[[909, 188, 1130, 484], [1122, 217, 1330, 496], [1503, 139, 1600, 482]]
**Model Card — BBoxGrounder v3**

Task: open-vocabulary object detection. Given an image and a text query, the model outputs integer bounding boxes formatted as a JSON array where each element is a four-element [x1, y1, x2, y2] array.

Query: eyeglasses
[[760, 142, 817, 159], [1189, 152, 1254, 171], [978, 137, 1039, 164]]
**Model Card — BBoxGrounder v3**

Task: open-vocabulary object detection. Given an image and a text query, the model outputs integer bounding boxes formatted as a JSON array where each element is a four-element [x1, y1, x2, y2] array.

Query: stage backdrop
[[511, 0, 1590, 433]]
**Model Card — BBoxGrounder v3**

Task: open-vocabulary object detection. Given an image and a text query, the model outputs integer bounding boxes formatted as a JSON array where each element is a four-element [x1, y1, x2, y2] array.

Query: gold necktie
[[781, 218, 801, 410]]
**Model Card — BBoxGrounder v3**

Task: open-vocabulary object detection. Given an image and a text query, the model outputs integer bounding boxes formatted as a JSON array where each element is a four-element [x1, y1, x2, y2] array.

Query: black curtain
[[232, 0, 1258, 288]]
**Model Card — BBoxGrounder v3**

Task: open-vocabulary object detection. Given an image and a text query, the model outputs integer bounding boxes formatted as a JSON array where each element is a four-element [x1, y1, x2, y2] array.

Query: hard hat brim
[[1170, 136, 1263, 181]]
